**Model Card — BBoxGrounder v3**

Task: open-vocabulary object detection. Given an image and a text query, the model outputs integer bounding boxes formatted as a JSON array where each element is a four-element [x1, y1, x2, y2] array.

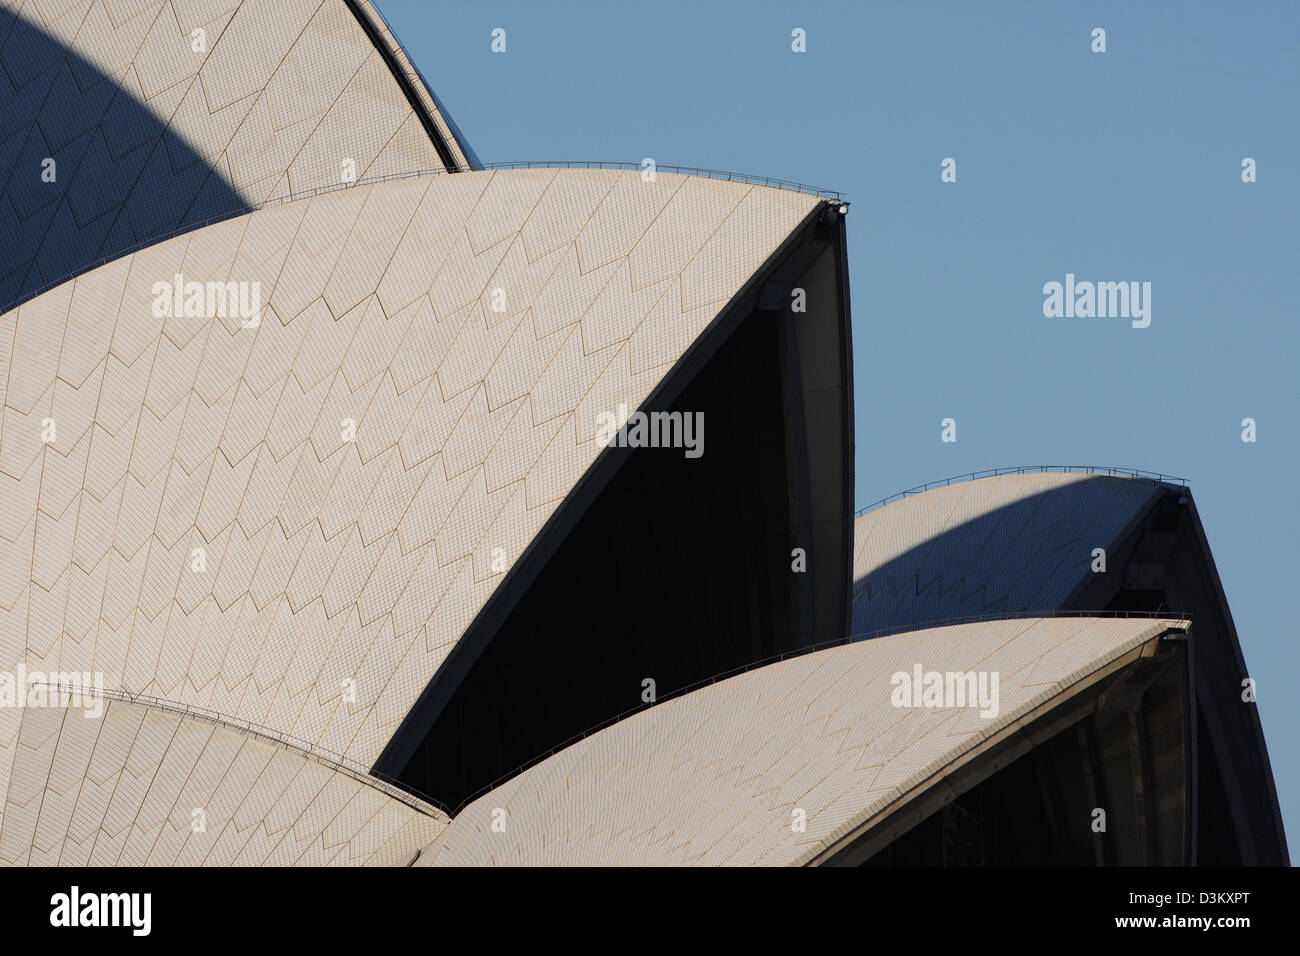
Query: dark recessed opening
[[378, 217, 852, 811], [395, 310, 798, 808], [857, 645, 1190, 866]]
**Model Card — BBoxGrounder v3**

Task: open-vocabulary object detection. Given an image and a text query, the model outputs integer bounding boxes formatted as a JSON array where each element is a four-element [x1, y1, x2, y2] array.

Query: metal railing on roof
[[446, 608, 1192, 815], [854, 465, 1190, 518], [361, 0, 482, 169], [9, 161, 842, 314], [476, 160, 843, 199]]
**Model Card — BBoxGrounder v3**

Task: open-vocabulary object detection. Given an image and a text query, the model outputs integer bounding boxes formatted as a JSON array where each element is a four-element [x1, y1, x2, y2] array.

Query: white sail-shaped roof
[[851, 473, 1166, 635], [0, 695, 444, 866], [0, 167, 823, 770], [416, 616, 1189, 866]]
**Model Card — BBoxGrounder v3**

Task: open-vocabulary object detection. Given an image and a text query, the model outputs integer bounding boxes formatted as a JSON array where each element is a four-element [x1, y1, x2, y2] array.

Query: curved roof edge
[[436, 610, 1189, 817], [5, 162, 844, 314], [347, 0, 475, 172], [1175, 493, 1290, 865], [849, 470, 1170, 642], [15, 683, 448, 821], [0, 696, 445, 866], [802, 619, 1191, 866], [856, 465, 1189, 518]]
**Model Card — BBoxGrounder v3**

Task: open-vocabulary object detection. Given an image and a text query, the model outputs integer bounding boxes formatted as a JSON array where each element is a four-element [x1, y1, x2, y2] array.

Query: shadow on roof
[[0, 7, 248, 313]]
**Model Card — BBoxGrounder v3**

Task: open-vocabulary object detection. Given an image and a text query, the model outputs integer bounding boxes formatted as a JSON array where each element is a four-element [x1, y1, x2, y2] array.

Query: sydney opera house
[[0, 0, 1286, 866]]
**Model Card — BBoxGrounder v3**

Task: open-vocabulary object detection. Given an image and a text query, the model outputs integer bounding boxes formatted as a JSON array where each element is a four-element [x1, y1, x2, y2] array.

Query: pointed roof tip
[[345, 0, 479, 172]]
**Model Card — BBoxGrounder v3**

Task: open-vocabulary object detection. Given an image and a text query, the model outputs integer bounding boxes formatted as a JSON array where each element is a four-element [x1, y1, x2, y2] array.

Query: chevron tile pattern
[[0, 0, 458, 312], [0, 697, 445, 866], [415, 617, 1188, 867], [850, 474, 1163, 636], [0, 167, 820, 793]]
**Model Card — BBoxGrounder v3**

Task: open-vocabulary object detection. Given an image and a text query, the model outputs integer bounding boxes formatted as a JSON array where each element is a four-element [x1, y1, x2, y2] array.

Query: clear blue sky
[[379, 0, 1299, 850]]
